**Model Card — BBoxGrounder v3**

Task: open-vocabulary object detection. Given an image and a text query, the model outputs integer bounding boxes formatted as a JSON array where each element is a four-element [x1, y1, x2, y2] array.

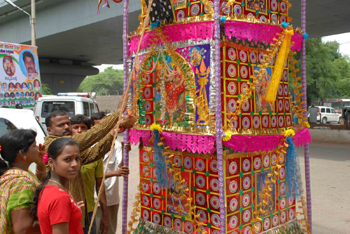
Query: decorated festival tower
[[123, 0, 312, 233]]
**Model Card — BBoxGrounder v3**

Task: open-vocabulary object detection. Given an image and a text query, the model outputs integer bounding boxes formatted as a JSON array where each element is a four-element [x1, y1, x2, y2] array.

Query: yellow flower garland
[[150, 123, 162, 132], [283, 128, 295, 137], [222, 130, 232, 141]]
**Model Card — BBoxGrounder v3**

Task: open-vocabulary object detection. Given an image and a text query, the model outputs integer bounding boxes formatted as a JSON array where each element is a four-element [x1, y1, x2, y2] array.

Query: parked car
[[0, 108, 47, 172], [34, 92, 99, 129], [308, 106, 342, 124]]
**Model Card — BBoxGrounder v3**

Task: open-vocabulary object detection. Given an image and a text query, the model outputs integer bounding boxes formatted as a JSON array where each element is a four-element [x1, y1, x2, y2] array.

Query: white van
[[34, 92, 100, 129], [308, 106, 342, 124]]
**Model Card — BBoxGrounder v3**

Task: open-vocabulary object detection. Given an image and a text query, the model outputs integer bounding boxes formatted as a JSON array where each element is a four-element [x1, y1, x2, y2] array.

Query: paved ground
[[115, 141, 350, 234], [297, 142, 350, 234]]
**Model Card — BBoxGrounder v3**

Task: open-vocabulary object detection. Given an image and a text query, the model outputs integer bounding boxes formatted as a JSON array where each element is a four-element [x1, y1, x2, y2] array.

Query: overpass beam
[[39, 61, 99, 94]]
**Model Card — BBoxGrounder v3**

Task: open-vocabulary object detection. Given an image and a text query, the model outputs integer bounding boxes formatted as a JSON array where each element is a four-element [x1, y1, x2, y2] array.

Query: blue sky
[[96, 32, 350, 72]]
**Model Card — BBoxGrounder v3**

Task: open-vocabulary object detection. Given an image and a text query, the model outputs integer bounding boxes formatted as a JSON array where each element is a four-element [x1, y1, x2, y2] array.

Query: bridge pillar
[[39, 60, 99, 94]]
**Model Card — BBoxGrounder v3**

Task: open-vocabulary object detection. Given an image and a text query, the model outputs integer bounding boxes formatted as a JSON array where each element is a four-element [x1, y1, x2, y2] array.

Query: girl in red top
[[30, 138, 84, 234]]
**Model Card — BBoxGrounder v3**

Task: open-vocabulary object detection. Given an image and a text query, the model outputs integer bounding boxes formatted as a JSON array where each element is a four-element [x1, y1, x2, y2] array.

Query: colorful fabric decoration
[[286, 137, 301, 198], [161, 131, 216, 154], [129, 129, 153, 146], [129, 21, 304, 55], [144, 0, 174, 23], [265, 29, 294, 103], [126, 1, 312, 232], [129, 129, 312, 154], [153, 129, 168, 188], [293, 128, 312, 148], [224, 22, 303, 52]]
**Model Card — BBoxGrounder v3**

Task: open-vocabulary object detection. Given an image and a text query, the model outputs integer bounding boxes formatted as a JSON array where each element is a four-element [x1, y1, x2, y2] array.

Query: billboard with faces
[[0, 42, 42, 108]]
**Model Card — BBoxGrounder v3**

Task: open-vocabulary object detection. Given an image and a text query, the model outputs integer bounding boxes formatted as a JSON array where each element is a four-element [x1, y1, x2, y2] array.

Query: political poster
[[0, 41, 42, 108]]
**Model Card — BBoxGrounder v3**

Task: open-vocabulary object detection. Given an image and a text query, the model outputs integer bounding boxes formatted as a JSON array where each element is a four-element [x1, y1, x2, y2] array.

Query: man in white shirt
[[92, 113, 131, 234]]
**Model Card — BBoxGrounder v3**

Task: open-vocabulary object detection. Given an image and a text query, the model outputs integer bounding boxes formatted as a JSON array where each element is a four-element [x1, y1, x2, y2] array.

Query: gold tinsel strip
[[133, 120, 285, 135], [226, 30, 286, 132], [222, 41, 269, 54], [131, 12, 300, 38], [225, 149, 279, 159], [294, 146, 311, 233], [163, 149, 216, 159], [250, 139, 286, 232], [250, 134, 311, 234], [161, 141, 207, 233], [133, 123, 214, 135], [127, 184, 142, 234], [140, 146, 154, 152], [288, 50, 310, 129]]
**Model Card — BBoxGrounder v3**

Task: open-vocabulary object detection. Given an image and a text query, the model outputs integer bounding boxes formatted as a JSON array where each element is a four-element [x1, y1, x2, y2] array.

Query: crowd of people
[[0, 96, 137, 234]]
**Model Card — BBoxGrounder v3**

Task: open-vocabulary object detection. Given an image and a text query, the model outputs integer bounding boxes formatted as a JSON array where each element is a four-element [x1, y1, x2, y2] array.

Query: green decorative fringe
[[278, 222, 304, 234], [133, 219, 303, 234], [133, 219, 185, 234]]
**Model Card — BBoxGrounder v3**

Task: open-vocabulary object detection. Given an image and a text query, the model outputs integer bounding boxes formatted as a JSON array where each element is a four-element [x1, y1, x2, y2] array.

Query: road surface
[[115, 141, 350, 234]]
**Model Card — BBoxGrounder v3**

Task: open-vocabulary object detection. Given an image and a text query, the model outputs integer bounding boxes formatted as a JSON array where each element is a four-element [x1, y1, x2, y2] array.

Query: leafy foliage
[[78, 67, 124, 95], [41, 83, 53, 95], [293, 38, 350, 104]]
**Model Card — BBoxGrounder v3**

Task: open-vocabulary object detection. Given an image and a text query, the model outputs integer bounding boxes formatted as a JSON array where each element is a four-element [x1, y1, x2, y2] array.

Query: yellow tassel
[[265, 29, 294, 103]]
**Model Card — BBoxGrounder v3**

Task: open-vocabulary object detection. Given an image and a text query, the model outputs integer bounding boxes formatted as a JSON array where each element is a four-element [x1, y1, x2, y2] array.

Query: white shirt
[[95, 140, 122, 206]]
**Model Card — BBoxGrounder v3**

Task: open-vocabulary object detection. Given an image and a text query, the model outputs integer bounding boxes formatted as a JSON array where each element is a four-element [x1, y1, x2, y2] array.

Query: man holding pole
[[43, 94, 135, 228]]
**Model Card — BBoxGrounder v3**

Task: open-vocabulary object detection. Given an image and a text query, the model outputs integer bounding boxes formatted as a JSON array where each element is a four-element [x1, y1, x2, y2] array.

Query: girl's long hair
[[30, 138, 79, 220]]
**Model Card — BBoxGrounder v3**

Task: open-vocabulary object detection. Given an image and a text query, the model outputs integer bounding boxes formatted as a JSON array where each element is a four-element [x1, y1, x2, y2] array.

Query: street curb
[[310, 129, 350, 144]]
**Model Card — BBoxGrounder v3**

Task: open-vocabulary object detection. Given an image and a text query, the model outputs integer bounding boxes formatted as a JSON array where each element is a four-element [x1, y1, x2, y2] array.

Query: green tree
[[78, 67, 124, 95], [293, 38, 350, 104], [41, 83, 53, 95]]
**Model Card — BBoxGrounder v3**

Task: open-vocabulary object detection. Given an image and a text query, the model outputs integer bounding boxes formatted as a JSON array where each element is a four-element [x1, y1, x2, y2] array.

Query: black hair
[[23, 51, 35, 63], [45, 110, 68, 127], [0, 129, 37, 176], [91, 112, 106, 126], [70, 114, 91, 129], [30, 138, 79, 220]]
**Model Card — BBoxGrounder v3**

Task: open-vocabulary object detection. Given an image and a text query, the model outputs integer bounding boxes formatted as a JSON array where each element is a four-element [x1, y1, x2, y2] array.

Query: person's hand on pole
[[113, 166, 130, 177], [124, 141, 131, 152]]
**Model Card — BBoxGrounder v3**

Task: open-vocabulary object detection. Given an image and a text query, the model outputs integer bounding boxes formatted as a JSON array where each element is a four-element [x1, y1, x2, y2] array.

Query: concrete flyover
[[0, 0, 350, 93]]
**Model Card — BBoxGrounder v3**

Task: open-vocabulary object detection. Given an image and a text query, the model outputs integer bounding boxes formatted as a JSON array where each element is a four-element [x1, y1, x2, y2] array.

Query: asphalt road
[[297, 142, 350, 234], [115, 141, 350, 234]]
